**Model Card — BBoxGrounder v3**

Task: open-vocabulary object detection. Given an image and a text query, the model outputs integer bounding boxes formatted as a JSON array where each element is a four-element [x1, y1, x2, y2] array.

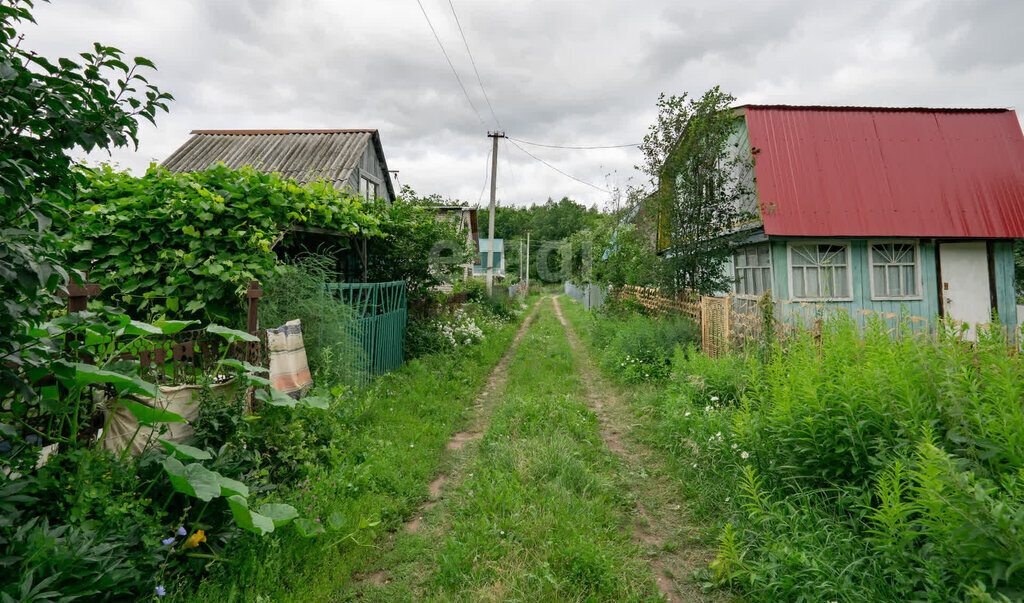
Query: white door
[[939, 242, 992, 340]]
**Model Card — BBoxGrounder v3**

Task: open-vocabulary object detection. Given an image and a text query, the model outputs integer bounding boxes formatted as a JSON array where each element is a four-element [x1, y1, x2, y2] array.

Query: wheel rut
[[362, 297, 546, 579], [552, 296, 714, 603]]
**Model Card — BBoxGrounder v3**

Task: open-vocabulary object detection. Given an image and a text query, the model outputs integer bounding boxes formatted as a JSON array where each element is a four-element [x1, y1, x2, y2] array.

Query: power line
[[415, 0, 485, 126], [506, 138, 612, 194], [447, 0, 502, 129], [507, 136, 641, 150], [478, 144, 491, 203]]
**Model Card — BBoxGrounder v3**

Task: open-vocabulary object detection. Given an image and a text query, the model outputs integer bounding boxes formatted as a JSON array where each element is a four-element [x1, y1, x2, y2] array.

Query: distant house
[[717, 106, 1024, 337], [162, 129, 396, 202], [473, 238, 505, 278], [435, 206, 479, 281], [161, 129, 397, 281]]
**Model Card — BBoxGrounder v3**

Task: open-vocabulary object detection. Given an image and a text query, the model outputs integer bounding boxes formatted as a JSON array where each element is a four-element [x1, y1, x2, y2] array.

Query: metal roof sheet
[[161, 130, 395, 199], [742, 106, 1024, 238]]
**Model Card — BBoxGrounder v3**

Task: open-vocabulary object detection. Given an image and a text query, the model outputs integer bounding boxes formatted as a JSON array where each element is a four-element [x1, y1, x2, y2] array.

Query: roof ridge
[[737, 104, 1009, 113], [189, 129, 378, 135]]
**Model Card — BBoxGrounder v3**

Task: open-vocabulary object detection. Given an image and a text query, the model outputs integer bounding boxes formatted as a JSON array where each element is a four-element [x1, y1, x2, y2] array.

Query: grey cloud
[[21, 0, 1024, 208]]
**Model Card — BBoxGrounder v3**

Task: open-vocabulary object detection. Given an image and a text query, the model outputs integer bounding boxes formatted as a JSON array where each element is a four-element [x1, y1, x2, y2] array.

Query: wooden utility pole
[[519, 238, 524, 281], [486, 131, 504, 296], [525, 229, 531, 294]]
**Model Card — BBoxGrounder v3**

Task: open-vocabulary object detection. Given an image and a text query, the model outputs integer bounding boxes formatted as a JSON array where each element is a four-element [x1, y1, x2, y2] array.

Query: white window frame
[[732, 243, 773, 296], [359, 173, 381, 200], [787, 241, 854, 301], [868, 240, 922, 301]]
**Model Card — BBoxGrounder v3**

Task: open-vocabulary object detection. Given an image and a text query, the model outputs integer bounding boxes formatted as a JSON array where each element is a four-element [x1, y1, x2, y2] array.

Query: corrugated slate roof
[[741, 105, 1024, 238], [161, 129, 395, 199]]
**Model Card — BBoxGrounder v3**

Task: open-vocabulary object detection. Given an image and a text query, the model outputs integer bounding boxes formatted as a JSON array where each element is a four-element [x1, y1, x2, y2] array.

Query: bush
[[584, 311, 698, 384], [634, 313, 1024, 601], [260, 254, 364, 387]]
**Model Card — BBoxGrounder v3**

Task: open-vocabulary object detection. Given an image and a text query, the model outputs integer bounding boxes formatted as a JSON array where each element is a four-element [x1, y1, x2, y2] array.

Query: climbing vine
[[59, 164, 382, 324]]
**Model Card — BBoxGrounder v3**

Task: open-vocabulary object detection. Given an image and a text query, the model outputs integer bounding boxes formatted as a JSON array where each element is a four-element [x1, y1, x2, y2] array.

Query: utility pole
[[486, 131, 504, 296], [519, 238, 523, 282], [525, 229, 531, 294]]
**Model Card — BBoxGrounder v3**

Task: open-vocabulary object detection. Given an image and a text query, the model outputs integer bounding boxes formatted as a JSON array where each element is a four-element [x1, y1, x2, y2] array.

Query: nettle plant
[[59, 164, 383, 325]]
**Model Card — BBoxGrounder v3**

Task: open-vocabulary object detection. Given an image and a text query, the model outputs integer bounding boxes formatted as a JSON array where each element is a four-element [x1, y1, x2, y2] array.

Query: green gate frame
[[323, 281, 407, 386]]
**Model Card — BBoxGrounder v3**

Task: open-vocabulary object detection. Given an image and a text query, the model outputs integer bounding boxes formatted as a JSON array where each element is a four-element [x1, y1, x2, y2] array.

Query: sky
[[23, 0, 1024, 209]]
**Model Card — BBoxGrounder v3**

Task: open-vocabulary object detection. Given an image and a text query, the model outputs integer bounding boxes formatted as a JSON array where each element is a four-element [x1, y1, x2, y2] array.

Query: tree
[[0, 0, 172, 402], [638, 87, 750, 294], [364, 188, 472, 306]]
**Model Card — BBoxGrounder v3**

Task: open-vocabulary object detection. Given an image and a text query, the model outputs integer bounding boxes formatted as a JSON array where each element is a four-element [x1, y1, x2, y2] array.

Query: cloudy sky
[[24, 0, 1024, 209]]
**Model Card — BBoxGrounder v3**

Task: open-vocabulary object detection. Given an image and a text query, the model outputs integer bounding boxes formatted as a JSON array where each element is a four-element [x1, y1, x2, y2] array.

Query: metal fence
[[563, 282, 610, 311], [324, 281, 408, 387]]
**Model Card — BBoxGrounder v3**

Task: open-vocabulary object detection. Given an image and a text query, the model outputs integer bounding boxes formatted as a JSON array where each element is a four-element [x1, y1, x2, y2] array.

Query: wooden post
[[60, 281, 102, 313], [723, 295, 732, 352], [246, 281, 263, 334]]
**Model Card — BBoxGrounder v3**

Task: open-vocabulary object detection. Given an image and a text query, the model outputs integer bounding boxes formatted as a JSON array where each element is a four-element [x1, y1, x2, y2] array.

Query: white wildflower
[[741, 451, 749, 459]]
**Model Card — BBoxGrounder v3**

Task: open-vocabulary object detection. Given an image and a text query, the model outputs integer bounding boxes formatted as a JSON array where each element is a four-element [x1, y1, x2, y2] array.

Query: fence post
[[61, 281, 101, 313], [246, 281, 263, 334], [723, 295, 732, 352]]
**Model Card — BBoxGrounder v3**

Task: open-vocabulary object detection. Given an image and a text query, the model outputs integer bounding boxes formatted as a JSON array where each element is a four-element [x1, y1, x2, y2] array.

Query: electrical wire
[[506, 138, 612, 194], [478, 145, 491, 203], [507, 136, 640, 150], [415, 0, 486, 126], [447, 0, 502, 129]]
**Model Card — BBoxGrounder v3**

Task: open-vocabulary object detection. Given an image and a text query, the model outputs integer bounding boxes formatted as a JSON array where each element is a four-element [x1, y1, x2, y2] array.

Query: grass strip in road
[[372, 300, 659, 600], [186, 309, 526, 602]]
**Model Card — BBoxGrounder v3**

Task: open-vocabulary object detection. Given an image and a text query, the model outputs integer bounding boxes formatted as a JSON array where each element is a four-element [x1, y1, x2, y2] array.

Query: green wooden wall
[[763, 238, 1017, 329]]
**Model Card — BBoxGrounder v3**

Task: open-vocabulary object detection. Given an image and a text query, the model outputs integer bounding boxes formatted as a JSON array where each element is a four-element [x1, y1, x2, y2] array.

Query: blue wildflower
[[161, 537, 175, 546], [176, 526, 187, 536], [155, 585, 166, 596]]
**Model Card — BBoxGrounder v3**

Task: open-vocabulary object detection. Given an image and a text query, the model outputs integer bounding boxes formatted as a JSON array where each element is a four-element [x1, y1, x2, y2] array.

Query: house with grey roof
[[161, 129, 397, 281], [162, 129, 396, 202]]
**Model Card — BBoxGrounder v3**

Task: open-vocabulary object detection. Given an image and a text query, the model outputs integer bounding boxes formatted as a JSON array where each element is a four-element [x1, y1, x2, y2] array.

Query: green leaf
[[70, 363, 159, 397], [158, 439, 211, 460], [133, 56, 156, 69], [227, 495, 274, 535], [259, 503, 299, 527], [300, 395, 330, 410], [216, 358, 269, 374], [294, 518, 325, 537], [123, 400, 184, 425], [206, 324, 258, 343], [240, 373, 273, 387], [153, 319, 195, 334], [264, 388, 297, 408], [217, 474, 249, 498], [162, 458, 222, 502], [123, 320, 161, 336]]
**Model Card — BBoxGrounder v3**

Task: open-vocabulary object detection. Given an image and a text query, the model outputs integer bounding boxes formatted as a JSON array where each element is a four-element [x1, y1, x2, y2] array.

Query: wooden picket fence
[[614, 285, 940, 357]]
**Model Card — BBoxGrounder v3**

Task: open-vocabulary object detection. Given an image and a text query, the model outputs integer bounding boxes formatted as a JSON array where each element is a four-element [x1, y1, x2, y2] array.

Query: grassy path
[[344, 297, 661, 600], [553, 296, 720, 602]]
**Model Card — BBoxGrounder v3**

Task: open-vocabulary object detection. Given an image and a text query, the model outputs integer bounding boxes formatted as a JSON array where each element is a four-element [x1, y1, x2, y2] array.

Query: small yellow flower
[[182, 530, 207, 549]]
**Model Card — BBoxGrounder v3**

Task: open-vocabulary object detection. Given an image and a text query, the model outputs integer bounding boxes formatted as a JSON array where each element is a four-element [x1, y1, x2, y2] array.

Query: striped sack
[[267, 319, 313, 398]]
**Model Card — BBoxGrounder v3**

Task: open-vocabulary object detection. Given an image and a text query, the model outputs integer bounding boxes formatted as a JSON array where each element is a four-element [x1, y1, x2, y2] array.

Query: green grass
[[180, 307, 526, 601], [564, 298, 1024, 602], [356, 299, 659, 601]]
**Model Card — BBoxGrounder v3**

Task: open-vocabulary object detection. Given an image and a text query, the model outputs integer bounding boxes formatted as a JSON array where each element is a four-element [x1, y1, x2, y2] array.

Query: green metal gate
[[323, 281, 407, 386]]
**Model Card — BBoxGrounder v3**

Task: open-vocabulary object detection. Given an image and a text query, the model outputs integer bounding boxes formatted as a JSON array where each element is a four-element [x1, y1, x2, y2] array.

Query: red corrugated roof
[[742, 106, 1024, 238]]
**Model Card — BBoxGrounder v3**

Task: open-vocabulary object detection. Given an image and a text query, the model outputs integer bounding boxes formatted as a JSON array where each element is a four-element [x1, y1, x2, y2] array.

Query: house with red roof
[[724, 105, 1024, 337]]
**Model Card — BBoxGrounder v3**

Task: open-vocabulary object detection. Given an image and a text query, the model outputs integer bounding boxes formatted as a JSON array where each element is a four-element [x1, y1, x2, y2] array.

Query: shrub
[[260, 253, 364, 387], [635, 313, 1024, 601], [590, 312, 698, 383]]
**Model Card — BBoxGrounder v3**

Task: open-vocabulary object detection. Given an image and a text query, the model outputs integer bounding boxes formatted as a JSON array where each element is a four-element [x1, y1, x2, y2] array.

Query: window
[[360, 176, 378, 200], [870, 242, 919, 299], [789, 243, 851, 299], [733, 244, 772, 295]]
